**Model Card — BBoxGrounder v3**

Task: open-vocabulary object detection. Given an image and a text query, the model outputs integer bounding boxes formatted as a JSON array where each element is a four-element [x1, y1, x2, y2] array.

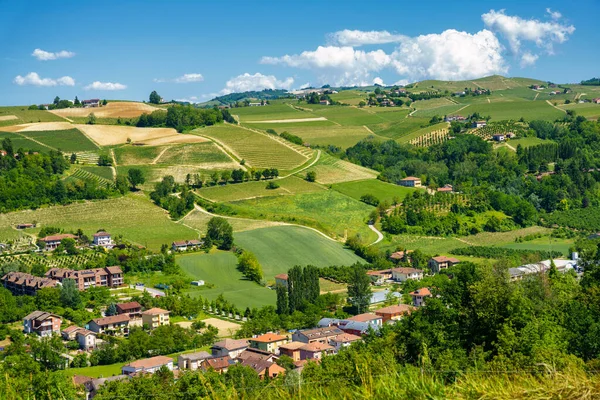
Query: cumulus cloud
[[220, 72, 294, 95], [84, 81, 127, 91], [175, 96, 199, 103], [482, 9, 575, 54], [546, 8, 562, 20], [328, 29, 405, 46], [154, 73, 204, 83], [520, 52, 539, 67], [14, 72, 75, 87], [373, 77, 385, 86], [32, 48, 75, 61]]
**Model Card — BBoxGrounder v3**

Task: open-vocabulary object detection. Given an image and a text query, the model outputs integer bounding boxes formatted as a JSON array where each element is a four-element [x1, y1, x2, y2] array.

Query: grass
[[300, 152, 378, 184], [157, 143, 233, 165], [412, 104, 467, 118], [113, 145, 166, 165], [180, 208, 280, 233], [0, 193, 197, 251], [466, 100, 564, 121], [116, 165, 229, 189], [371, 117, 432, 139], [0, 131, 48, 152], [233, 104, 313, 122], [397, 122, 449, 144], [79, 165, 114, 180], [500, 237, 573, 257], [197, 176, 324, 202], [332, 179, 416, 203], [0, 106, 66, 127], [235, 226, 364, 278], [314, 107, 409, 127], [508, 137, 555, 148], [23, 128, 98, 152], [64, 361, 124, 378], [559, 103, 600, 119], [329, 90, 368, 105], [250, 124, 377, 149], [177, 251, 276, 308], [319, 278, 347, 293]]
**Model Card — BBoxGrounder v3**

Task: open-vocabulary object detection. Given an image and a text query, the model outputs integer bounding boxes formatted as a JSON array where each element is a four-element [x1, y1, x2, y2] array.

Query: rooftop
[[91, 314, 130, 326], [179, 351, 211, 361], [116, 301, 142, 311], [251, 333, 287, 343], [124, 356, 173, 370], [409, 288, 432, 297], [212, 339, 249, 351], [392, 267, 422, 274], [142, 307, 170, 315], [431, 256, 460, 263], [347, 313, 381, 323], [375, 304, 413, 315], [330, 333, 362, 343], [401, 176, 420, 181], [301, 342, 334, 352]]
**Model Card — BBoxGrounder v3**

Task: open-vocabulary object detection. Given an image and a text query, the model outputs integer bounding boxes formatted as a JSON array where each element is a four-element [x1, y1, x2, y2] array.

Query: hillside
[[410, 75, 547, 92]]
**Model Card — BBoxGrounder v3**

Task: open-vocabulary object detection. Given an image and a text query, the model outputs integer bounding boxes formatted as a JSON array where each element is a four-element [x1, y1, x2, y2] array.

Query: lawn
[[300, 152, 378, 184], [64, 361, 124, 378], [235, 225, 364, 278], [0, 194, 197, 251], [466, 100, 564, 121], [197, 176, 324, 202], [332, 179, 417, 203], [227, 190, 376, 241], [0, 106, 66, 127], [177, 251, 276, 308], [23, 128, 98, 152]]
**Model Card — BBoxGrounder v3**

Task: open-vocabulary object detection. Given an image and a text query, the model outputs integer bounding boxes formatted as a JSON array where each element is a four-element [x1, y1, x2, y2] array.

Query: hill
[[410, 75, 546, 92], [202, 89, 293, 107]]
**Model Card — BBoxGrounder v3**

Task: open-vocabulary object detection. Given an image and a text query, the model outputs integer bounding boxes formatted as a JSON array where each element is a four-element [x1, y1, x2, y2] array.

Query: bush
[[266, 181, 280, 190], [280, 131, 303, 145], [360, 194, 380, 206]]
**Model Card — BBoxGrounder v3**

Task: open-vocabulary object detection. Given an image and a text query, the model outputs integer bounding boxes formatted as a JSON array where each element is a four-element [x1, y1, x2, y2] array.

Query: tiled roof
[[347, 313, 381, 323], [91, 314, 130, 326], [431, 256, 460, 263], [93, 232, 110, 237], [297, 327, 343, 339], [142, 307, 169, 315], [179, 351, 211, 361], [251, 333, 287, 343], [329, 333, 361, 343], [300, 342, 334, 352], [375, 304, 413, 315], [279, 341, 306, 351], [401, 176, 420, 181], [116, 301, 141, 311], [212, 338, 249, 351], [105, 266, 123, 274], [391, 267, 422, 274], [274, 273, 288, 280], [24, 310, 60, 321], [124, 356, 172, 370], [409, 288, 432, 297], [40, 233, 76, 242]]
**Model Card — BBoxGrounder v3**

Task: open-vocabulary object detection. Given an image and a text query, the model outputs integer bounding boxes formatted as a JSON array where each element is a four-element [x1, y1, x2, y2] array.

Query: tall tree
[[60, 279, 81, 309], [206, 217, 234, 250], [149, 91, 161, 104], [276, 284, 289, 315], [127, 168, 145, 190], [287, 265, 303, 313], [347, 266, 372, 314]]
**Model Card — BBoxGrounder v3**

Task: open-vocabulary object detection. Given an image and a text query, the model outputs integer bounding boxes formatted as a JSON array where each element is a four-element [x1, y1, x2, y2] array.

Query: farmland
[[300, 152, 378, 184], [75, 124, 191, 146], [49, 101, 160, 118], [180, 208, 281, 233], [21, 128, 98, 152], [466, 100, 564, 121], [332, 179, 416, 203], [0, 106, 66, 127], [247, 124, 376, 149]]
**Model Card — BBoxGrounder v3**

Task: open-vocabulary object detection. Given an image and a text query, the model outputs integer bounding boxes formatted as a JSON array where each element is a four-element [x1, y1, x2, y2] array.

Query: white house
[[409, 288, 432, 307], [92, 232, 113, 248], [391, 267, 423, 282], [178, 351, 212, 371], [82, 99, 101, 108], [76, 329, 97, 351]]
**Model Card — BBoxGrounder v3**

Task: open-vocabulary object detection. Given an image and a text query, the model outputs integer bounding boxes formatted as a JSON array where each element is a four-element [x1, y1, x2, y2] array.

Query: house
[[409, 288, 432, 307], [122, 356, 174, 375], [399, 176, 421, 188], [366, 269, 393, 285], [2, 271, 57, 295], [178, 351, 212, 371], [391, 267, 423, 282], [437, 184, 453, 193], [593, 98, 600, 104], [142, 308, 170, 329], [300, 342, 335, 360], [201, 355, 234, 373], [531, 85, 542, 90], [292, 326, 344, 344], [249, 333, 289, 354], [62, 325, 82, 341], [380, 99, 394, 107], [341, 320, 380, 336], [389, 250, 412, 262], [76, 329, 97, 351], [472, 120, 487, 128], [506, 132, 516, 139], [347, 313, 383, 327], [428, 256, 460, 273], [171, 240, 203, 252], [508, 258, 577, 281], [191, 280, 205, 286], [278, 342, 305, 361], [88, 314, 130, 335], [492, 134, 505, 142], [444, 115, 466, 122], [319, 100, 330, 105], [329, 333, 361, 352], [82, 99, 100, 108], [274, 273, 288, 288], [16, 223, 34, 229], [115, 302, 142, 319], [316, 317, 382, 336], [248, 102, 264, 107], [92, 232, 113, 248], [45, 266, 123, 290], [236, 348, 278, 363], [375, 304, 413, 323], [238, 358, 285, 379], [84, 375, 130, 399], [24, 311, 61, 337], [39, 233, 77, 251], [211, 339, 249, 358], [454, 91, 466, 96]]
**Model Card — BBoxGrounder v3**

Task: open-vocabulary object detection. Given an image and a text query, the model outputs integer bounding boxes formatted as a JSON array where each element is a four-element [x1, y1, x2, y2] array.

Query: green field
[[180, 208, 280, 233], [23, 128, 98, 152], [0, 106, 66, 127], [301, 152, 378, 184], [329, 90, 368, 105], [467, 100, 564, 121], [508, 137, 555, 148], [114, 145, 165, 165], [397, 122, 449, 144], [332, 179, 417, 203], [412, 76, 544, 93], [247, 124, 376, 149], [412, 104, 467, 118], [233, 103, 314, 122], [500, 237, 573, 257], [197, 176, 324, 202], [372, 116, 431, 139], [157, 143, 234, 166], [0, 194, 197, 251], [314, 107, 409, 128], [559, 103, 600, 119], [79, 165, 114, 180], [178, 251, 276, 308], [0, 131, 48, 152]]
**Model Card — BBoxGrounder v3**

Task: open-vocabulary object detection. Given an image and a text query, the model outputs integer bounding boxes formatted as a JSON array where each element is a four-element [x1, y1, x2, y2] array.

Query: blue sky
[[0, 0, 598, 105]]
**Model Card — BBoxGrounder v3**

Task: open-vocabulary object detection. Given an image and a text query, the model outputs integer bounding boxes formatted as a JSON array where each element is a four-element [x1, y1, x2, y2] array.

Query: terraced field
[[301, 152, 378, 184], [73, 151, 101, 165], [197, 176, 324, 202], [397, 123, 450, 145], [65, 167, 114, 188], [0, 131, 47, 151]]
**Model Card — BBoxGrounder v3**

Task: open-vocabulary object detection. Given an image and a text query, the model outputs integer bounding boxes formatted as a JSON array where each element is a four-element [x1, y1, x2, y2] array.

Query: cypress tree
[[276, 284, 289, 315]]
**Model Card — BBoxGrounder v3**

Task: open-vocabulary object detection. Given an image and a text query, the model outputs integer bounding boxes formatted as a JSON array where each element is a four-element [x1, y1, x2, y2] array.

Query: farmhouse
[[437, 184, 453, 193], [178, 351, 212, 371], [24, 311, 61, 337], [248, 102, 264, 107], [593, 98, 600, 104], [122, 356, 173, 376], [249, 333, 289, 354], [238, 358, 285, 379], [211, 339, 249, 358], [409, 287, 432, 307], [142, 308, 170, 329], [75, 329, 97, 351], [201, 356, 234, 373], [366, 269, 393, 285], [82, 99, 101, 108], [509, 259, 577, 281], [473, 120, 487, 128], [116, 301, 142, 319], [375, 304, 413, 323], [292, 326, 344, 344], [88, 314, 130, 335], [16, 223, 35, 229], [45, 266, 124, 290], [299, 342, 335, 360], [39, 233, 77, 251], [171, 239, 203, 251], [274, 273, 288, 288], [492, 134, 505, 142], [319, 100, 330, 105], [2, 271, 57, 295], [428, 256, 460, 273], [444, 115, 466, 122], [92, 232, 113, 248], [399, 176, 421, 187], [391, 267, 423, 282], [62, 325, 82, 341]]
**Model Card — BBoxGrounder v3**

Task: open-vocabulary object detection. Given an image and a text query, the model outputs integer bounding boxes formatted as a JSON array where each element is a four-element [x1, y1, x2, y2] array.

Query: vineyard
[[0, 251, 102, 270], [66, 168, 115, 189], [395, 191, 470, 214], [409, 128, 450, 147], [74, 151, 100, 165], [469, 121, 529, 140]]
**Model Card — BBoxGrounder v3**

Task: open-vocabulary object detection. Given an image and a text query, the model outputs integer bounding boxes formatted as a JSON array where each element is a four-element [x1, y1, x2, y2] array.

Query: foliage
[[149, 90, 161, 104], [127, 168, 145, 190], [450, 246, 563, 263], [280, 131, 304, 145], [347, 265, 372, 314], [237, 251, 264, 283], [206, 217, 234, 250]]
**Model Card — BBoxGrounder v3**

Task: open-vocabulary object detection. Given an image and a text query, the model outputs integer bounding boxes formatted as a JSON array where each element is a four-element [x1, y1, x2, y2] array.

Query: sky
[[0, 0, 598, 105]]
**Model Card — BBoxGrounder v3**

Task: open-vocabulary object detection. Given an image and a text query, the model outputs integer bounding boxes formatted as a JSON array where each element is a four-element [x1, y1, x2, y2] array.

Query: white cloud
[[84, 81, 127, 91], [482, 9, 575, 54], [328, 29, 405, 46], [32, 48, 75, 61], [546, 8, 562, 20], [373, 77, 385, 86], [520, 52, 539, 67], [175, 96, 199, 103], [220, 72, 294, 95], [394, 79, 410, 86], [13, 72, 75, 87], [154, 73, 204, 83]]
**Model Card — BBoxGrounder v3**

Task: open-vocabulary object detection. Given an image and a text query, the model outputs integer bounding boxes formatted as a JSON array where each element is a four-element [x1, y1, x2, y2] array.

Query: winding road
[[367, 224, 384, 246]]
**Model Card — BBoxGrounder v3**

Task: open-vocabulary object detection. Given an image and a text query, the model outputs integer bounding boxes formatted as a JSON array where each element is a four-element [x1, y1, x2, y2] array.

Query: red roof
[[93, 232, 110, 237], [431, 256, 460, 264], [401, 176, 420, 181], [274, 274, 288, 280], [251, 333, 287, 343], [392, 267, 422, 274], [409, 288, 432, 297], [91, 314, 130, 326], [116, 302, 141, 311], [375, 304, 414, 315], [142, 307, 169, 316], [300, 342, 334, 352], [347, 313, 381, 323], [390, 250, 413, 260], [40, 233, 76, 242], [124, 356, 172, 370]]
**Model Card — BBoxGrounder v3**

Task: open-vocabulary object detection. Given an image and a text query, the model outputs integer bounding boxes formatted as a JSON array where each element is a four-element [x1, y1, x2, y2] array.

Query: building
[[122, 356, 174, 375], [211, 339, 249, 358], [236, 348, 278, 363], [399, 176, 421, 188], [201, 356, 234, 373], [24, 311, 61, 337], [178, 351, 212, 371], [278, 342, 305, 361], [299, 342, 335, 360], [492, 134, 505, 142], [409, 288, 432, 307], [88, 314, 130, 335], [593, 98, 600, 104], [142, 308, 170, 329], [45, 266, 123, 290], [509, 259, 577, 281], [16, 223, 35, 229], [92, 232, 113, 248], [171, 240, 203, 251], [84, 375, 130, 399], [62, 325, 82, 341], [444, 115, 466, 122], [39, 233, 77, 251], [82, 99, 100, 108], [319, 100, 330, 105], [2, 271, 57, 295], [437, 184, 453, 193], [76, 329, 97, 351], [375, 304, 413, 323], [389, 250, 413, 262], [274, 273, 288, 288], [341, 321, 379, 336], [472, 120, 487, 128], [115, 302, 142, 319], [428, 256, 460, 273], [329, 333, 361, 352], [391, 267, 423, 282], [238, 358, 285, 379], [249, 333, 289, 354], [366, 269, 393, 285], [292, 327, 344, 344], [347, 313, 383, 327]]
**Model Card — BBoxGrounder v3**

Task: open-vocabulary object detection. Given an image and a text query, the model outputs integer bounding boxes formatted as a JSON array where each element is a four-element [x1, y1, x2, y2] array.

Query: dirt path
[[363, 125, 374, 134], [546, 100, 567, 113], [281, 149, 321, 178], [151, 146, 170, 164], [454, 104, 471, 113], [367, 224, 384, 246], [191, 130, 247, 168], [505, 143, 517, 151], [533, 92, 539, 101], [455, 237, 475, 246], [110, 149, 118, 167], [487, 98, 491, 103]]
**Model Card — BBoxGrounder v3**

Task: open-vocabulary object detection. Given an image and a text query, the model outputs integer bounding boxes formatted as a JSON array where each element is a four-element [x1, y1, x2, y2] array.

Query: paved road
[[367, 224, 384, 246], [130, 284, 165, 297]]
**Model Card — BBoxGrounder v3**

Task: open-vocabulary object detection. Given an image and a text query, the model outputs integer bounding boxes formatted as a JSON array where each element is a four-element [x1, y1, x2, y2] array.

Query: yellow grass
[[49, 102, 160, 118], [0, 115, 17, 121], [2, 122, 75, 132], [75, 124, 198, 146], [142, 134, 208, 146]]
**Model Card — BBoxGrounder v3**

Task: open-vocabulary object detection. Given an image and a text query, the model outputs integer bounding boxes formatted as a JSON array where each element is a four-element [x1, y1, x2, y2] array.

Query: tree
[[276, 284, 289, 315], [306, 171, 317, 182], [347, 266, 372, 314], [358, 100, 366, 108], [74, 96, 80, 106], [53, 96, 60, 105], [127, 168, 145, 190], [206, 217, 234, 250], [87, 113, 97, 125], [221, 170, 232, 184], [70, 153, 77, 164], [106, 303, 117, 316], [60, 279, 82, 309], [237, 251, 263, 283], [149, 91, 161, 104], [115, 175, 129, 194], [102, 99, 108, 106]]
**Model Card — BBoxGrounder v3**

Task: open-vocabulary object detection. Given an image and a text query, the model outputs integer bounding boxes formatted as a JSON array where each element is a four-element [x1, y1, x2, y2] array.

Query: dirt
[[202, 318, 241, 337], [0, 115, 18, 121], [6, 122, 74, 132], [49, 102, 160, 118]]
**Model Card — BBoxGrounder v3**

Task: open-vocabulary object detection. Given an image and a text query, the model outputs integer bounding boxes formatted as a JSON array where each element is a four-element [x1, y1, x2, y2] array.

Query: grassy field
[[0, 131, 48, 151], [412, 76, 544, 92], [64, 361, 124, 378], [300, 152, 378, 184], [180, 208, 280, 233], [23, 128, 98, 152], [0, 194, 197, 251], [559, 103, 600, 119], [233, 104, 312, 122], [116, 165, 231, 189], [79, 165, 114, 180], [0, 106, 66, 127], [235, 225, 364, 278], [412, 104, 467, 118], [500, 237, 573, 257], [314, 107, 409, 128], [508, 137, 555, 148], [178, 251, 276, 308], [196, 124, 309, 169], [227, 190, 376, 241], [467, 100, 564, 121], [113, 145, 165, 165], [329, 90, 368, 105], [397, 122, 449, 144], [332, 179, 416, 203], [197, 176, 324, 202], [248, 124, 376, 149], [372, 116, 431, 139], [157, 143, 235, 166]]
